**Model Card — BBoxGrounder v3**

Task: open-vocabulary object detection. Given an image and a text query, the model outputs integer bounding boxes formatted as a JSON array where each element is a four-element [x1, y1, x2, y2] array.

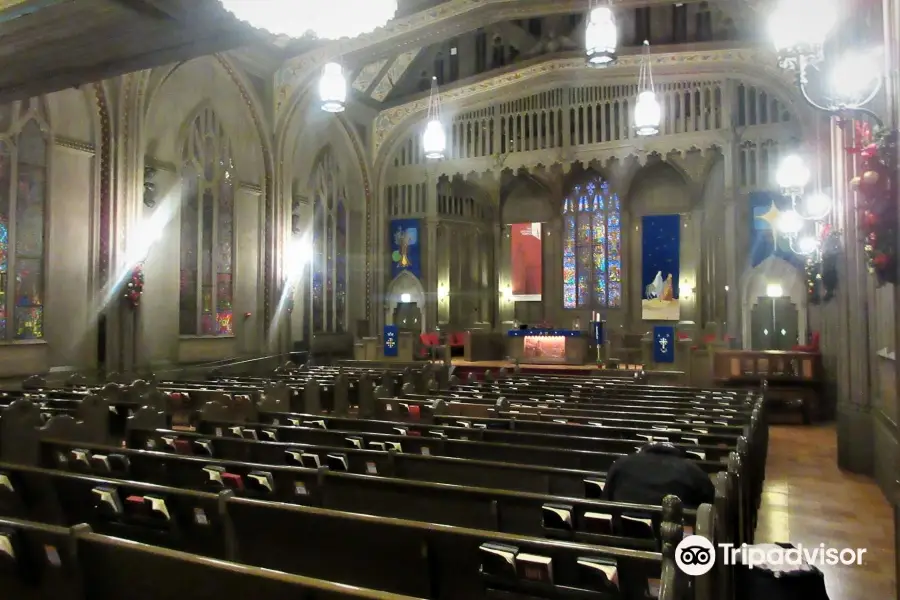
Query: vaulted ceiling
[[347, 0, 762, 107], [0, 0, 760, 106]]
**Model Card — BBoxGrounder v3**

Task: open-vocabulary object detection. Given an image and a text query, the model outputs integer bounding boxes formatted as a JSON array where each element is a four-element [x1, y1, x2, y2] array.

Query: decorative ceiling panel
[[371, 49, 421, 101], [352, 59, 389, 94]]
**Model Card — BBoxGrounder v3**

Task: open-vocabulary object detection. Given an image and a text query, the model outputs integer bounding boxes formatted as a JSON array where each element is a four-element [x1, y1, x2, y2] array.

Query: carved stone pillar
[[722, 140, 740, 341], [425, 216, 439, 330], [833, 116, 874, 473]]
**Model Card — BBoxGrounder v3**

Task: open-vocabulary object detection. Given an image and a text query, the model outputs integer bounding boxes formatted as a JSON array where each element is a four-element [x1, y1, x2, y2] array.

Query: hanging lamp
[[319, 62, 347, 113], [423, 77, 446, 159], [633, 40, 661, 136], [585, 1, 617, 66]]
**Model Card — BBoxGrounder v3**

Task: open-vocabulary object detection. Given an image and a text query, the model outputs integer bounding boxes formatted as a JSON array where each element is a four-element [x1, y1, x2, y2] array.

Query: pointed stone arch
[[740, 255, 806, 349], [385, 270, 427, 332]]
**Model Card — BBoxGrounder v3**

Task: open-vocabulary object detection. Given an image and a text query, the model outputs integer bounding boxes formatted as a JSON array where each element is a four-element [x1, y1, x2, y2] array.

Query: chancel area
[[0, 0, 895, 599]]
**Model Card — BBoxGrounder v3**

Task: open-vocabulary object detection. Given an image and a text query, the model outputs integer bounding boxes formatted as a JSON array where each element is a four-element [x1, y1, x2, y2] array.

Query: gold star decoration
[[755, 200, 782, 236]]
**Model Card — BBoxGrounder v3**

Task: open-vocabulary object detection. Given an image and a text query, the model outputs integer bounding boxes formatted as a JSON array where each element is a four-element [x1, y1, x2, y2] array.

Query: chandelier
[[774, 153, 833, 256], [423, 77, 446, 160], [585, 1, 617, 67], [633, 41, 661, 136], [769, 0, 883, 124], [218, 0, 398, 39], [319, 63, 347, 113]]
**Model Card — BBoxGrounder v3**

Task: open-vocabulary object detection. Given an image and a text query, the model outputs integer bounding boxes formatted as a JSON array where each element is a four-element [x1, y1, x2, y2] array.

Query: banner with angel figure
[[390, 219, 421, 279], [641, 214, 681, 321]]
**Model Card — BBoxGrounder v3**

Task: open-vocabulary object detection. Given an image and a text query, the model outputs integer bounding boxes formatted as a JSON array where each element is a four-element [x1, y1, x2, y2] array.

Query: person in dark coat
[[602, 442, 715, 508]]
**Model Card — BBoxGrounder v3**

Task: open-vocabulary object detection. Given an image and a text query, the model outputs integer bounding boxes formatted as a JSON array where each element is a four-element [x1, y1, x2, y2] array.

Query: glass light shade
[[633, 90, 661, 136], [829, 48, 882, 106], [797, 235, 819, 255], [319, 63, 346, 113], [776, 155, 810, 190], [803, 192, 832, 220], [423, 119, 446, 159], [585, 7, 617, 66], [218, 0, 397, 39], [766, 283, 783, 298], [769, 0, 837, 52], [776, 210, 804, 235]]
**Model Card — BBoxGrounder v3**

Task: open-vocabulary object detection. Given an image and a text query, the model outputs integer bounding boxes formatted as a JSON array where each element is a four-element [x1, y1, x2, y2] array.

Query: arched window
[[311, 150, 348, 333], [179, 107, 235, 336], [562, 177, 621, 308], [0, 101, 47, 340]]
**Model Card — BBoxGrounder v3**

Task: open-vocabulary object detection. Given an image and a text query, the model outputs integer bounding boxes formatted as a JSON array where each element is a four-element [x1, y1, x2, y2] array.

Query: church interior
[[0, 0, 896, 598]]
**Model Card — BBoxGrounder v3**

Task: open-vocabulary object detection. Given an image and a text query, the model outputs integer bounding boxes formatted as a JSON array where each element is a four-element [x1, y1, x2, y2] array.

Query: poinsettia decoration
[[124, 263, 145, 309], [850, 127, 898, 286]]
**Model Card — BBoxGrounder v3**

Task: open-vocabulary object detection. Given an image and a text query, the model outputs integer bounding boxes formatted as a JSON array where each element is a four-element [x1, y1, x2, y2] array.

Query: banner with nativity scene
[[641, 214, 681, 321]]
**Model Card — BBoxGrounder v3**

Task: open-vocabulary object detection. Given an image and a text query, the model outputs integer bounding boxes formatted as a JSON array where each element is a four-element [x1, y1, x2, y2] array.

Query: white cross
[[658, 337, 669, 353]]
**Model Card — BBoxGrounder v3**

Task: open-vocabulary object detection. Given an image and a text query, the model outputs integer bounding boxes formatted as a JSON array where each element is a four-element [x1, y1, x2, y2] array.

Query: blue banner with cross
[[653, 326, 675, 363], [383, 325, 399, 357]]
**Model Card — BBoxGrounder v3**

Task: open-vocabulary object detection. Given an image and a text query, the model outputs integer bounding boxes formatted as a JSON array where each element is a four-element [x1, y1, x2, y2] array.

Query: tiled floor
[[756, 425, 895, 599]]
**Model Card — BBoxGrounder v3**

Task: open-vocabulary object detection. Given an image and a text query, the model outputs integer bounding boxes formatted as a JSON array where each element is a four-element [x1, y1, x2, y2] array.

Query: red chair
[[416, 332, 442, 359], [793, 331, 820, 353]]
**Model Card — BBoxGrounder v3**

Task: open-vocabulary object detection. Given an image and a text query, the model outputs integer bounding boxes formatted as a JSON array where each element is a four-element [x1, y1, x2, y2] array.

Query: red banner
[[510, 223, 543, 300]]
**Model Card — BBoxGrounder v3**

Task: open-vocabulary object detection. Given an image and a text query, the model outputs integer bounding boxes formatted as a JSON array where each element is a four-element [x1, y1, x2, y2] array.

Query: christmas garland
[[804, 225, 840, 305], [124, 263, 145, 309], [850, 127, 898, 286]]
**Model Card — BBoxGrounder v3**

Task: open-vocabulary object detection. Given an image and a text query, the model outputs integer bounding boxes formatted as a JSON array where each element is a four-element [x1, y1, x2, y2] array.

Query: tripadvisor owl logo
[[675, 535, 868, 575], [675, 535, 716, 576]]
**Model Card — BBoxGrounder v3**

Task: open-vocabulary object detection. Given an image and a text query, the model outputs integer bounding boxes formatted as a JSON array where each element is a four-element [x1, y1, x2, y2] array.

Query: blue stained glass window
[[562, 176, 622, 309]]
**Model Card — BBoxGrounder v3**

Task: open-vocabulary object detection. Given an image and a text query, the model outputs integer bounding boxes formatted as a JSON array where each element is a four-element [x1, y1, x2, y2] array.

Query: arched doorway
[[741, 255, 806, 350], [385, 271, 426, 333]]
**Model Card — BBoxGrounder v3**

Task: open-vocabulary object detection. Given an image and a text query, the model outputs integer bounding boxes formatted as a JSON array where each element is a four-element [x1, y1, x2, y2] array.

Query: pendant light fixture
[[633, 40, 661, 136], [422, 77, 446, 159], [319, 62, 347, 113], [585, 0, 617, 67]]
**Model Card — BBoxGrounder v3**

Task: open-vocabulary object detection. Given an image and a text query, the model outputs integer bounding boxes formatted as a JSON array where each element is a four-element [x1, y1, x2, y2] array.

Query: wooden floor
[[757, 425, 895, 599]]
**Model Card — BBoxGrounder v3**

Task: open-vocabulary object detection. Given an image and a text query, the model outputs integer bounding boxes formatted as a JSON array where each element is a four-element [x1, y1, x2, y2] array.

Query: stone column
[[425, 216, 439, 330], [424, 170, 439, 331], [832, 116, 872, 473]]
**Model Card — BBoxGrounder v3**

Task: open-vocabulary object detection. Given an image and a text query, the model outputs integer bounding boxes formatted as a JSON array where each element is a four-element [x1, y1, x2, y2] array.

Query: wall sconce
[[724, 285, 730, 292], [502, 286, 513, 301], [400, 293, 411, 303], [438, 285, 449, 300], [766, 283, 783, 298], [681, 282, 694, 297]]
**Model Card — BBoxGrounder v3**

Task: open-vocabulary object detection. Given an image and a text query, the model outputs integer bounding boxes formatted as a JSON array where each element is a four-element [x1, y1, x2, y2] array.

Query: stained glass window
[[310, 149, 349, 333], [179, 108, 235, 336], [562, 177, 622, 309], [0, 101, 47, 341]]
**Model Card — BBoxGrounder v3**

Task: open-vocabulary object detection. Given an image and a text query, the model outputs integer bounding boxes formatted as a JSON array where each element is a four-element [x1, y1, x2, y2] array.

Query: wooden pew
[[0, 516, 426, 599], [0, 372, 740, 596], [0, 462, 690, 599]]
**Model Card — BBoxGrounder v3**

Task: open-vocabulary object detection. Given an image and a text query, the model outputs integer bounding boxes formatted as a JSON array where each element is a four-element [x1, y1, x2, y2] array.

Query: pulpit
[[506, 329, 588, 365]]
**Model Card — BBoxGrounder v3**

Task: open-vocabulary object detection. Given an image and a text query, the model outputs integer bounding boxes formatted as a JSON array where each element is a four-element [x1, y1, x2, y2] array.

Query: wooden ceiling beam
[[0, 28, 255, 104]]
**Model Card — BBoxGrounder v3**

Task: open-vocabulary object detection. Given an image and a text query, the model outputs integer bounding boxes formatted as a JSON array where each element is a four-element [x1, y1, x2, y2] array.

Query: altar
[[506, 329, 590, 365]]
